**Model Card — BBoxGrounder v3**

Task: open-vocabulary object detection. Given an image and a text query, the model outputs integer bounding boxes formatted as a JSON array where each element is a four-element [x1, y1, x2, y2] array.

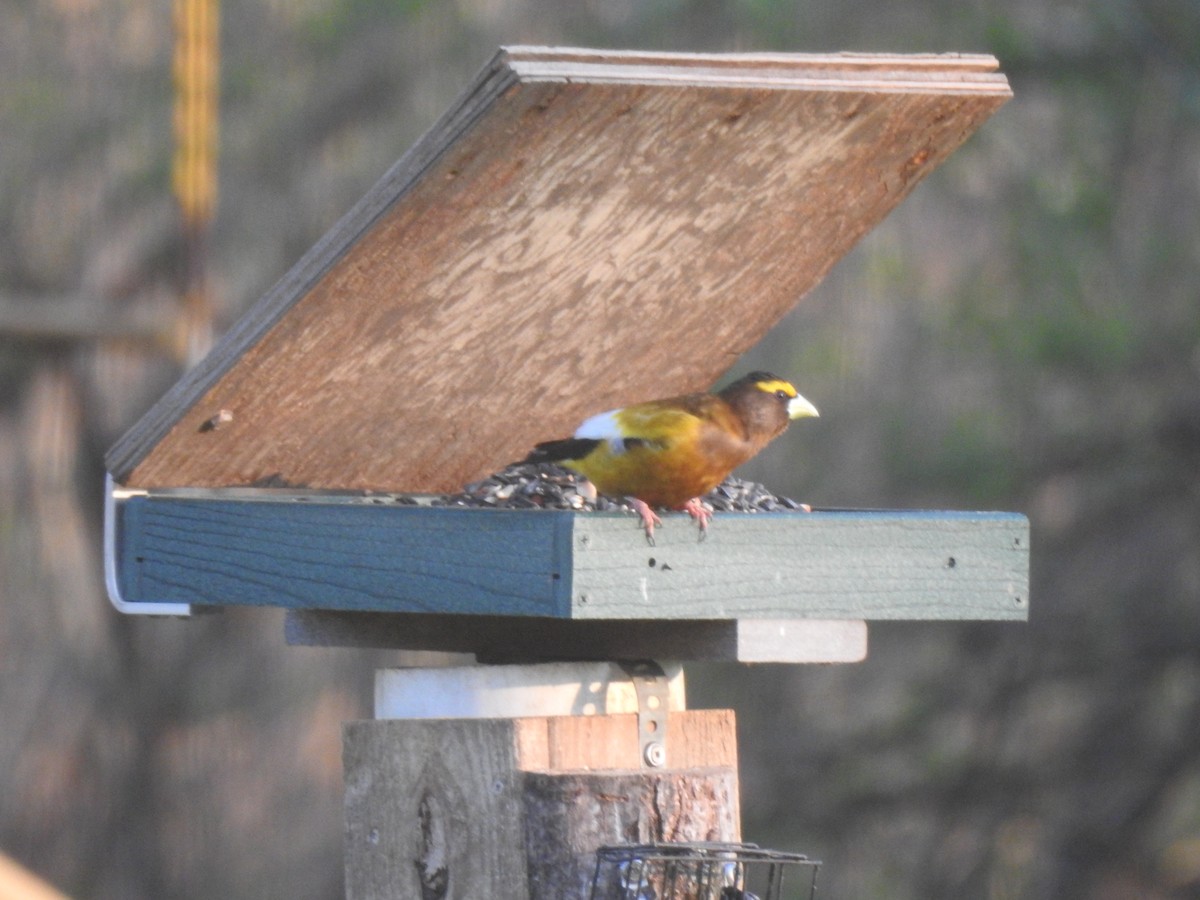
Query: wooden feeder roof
[[106, 46, 1010, 493]]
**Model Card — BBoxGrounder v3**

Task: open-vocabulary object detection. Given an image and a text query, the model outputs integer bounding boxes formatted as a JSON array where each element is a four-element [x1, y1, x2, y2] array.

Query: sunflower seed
[[427, 462, 807, 516]]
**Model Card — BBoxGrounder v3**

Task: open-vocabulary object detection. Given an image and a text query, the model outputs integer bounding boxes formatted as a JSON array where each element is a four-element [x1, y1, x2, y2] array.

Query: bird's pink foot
[[628, 497, 663, 546], [682, 497, 713, 541]]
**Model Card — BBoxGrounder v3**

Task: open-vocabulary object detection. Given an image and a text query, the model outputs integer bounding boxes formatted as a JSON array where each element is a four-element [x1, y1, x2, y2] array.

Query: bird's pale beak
[[787, 394, 819, 420]]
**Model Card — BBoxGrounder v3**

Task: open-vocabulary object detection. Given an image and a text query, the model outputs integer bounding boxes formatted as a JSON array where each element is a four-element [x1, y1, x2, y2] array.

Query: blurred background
[[3, 0, 1199, 897]]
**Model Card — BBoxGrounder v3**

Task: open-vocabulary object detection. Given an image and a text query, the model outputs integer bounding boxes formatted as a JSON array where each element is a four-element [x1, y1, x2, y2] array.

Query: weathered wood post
[[342, 662, 740, 897], [103, 47, 1017, 899]]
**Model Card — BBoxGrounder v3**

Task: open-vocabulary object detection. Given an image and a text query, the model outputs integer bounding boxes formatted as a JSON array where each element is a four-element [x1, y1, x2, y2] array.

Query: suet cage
[[590, 842, 820, 900]]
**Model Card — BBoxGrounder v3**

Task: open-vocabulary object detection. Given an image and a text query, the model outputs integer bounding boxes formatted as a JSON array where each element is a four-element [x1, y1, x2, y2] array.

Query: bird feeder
[[104, 47, 1020, 897]]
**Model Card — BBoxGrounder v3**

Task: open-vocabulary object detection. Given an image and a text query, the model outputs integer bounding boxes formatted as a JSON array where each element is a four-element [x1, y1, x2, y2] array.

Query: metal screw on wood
[[644, 741, 666, 768]]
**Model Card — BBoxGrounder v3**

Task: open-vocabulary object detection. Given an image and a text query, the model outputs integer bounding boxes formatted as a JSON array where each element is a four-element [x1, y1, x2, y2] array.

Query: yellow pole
[[172, 0, 218, 227], [171, 0, 219, 364]]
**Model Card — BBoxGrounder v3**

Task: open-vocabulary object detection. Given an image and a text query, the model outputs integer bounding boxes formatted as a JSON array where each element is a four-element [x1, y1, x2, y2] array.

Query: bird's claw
[[683, 497, 712, 542], [628, 498, 662, 546], [628, 497, 712, 544]]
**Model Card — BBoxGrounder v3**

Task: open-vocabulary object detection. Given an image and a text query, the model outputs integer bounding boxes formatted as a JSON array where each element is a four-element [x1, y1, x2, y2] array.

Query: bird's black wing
[[522, 438, 603, 465]]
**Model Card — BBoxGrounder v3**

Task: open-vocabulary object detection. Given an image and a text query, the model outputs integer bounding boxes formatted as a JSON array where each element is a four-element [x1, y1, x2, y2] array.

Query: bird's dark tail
[[523, 438, 601, 465]]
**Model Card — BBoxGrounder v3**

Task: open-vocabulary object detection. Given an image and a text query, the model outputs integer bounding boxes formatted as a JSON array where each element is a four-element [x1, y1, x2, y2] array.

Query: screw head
[[643, 741, 666, 768]]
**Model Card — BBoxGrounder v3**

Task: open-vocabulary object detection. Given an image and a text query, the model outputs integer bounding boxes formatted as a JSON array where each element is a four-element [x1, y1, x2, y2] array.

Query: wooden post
[[343, 664, 739, 899], [523, 768, 739, 898]]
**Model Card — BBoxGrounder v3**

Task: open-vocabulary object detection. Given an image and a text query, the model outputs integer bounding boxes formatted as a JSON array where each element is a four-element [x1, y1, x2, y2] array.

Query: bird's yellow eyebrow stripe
[[754, 378, 797, 397]]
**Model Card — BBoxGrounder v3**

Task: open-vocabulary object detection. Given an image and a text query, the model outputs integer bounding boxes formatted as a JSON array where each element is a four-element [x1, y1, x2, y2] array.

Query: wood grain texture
[[117, 498, 573, 616], [106, 47, 1010, 492], [570, 509, 1028, 620], [116, 495, 1029, 629], [344, 713, 739, 899], [344, 718, 531, 899], [512, 709, 738, 772], [523, 768, 740, 899]]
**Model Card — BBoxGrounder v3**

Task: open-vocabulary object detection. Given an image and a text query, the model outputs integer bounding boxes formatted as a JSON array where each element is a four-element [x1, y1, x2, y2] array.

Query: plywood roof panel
[[106, 47, 1009, 491]]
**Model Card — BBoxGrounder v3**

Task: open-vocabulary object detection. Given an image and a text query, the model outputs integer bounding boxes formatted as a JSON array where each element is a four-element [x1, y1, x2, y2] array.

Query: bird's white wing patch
[[575, 409, 628, 453]]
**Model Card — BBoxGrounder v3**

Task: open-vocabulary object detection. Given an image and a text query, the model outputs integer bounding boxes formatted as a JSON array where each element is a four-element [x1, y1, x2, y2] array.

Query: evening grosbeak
[[524, 371, 818, 541]]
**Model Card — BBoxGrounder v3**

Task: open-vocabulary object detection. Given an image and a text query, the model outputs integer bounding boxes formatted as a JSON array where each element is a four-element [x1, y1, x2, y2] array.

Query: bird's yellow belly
[[566, 443, 733, 509]]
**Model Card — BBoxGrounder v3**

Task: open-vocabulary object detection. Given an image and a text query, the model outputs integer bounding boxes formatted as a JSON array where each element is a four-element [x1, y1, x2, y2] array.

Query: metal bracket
[[620, 660, 669, 768]]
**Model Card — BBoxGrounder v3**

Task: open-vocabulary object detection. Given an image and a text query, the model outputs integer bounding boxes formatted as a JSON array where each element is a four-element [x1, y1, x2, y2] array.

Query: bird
[[523, 371, 818, 542]]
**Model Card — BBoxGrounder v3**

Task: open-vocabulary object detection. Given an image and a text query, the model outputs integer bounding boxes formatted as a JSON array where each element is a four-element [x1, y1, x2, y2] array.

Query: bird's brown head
[[718, 371, 819, 442]]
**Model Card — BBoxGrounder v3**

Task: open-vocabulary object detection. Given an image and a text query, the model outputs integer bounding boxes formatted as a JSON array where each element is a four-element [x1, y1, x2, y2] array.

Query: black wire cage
[[590, 842, 820, 900]]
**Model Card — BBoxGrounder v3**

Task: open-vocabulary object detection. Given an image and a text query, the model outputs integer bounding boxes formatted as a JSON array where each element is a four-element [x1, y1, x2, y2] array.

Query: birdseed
[[430, 462, 808, 514]]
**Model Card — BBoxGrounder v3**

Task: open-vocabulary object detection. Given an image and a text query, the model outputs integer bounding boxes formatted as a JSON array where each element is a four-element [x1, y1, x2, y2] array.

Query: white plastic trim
[[104, 472, 192, 616]]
